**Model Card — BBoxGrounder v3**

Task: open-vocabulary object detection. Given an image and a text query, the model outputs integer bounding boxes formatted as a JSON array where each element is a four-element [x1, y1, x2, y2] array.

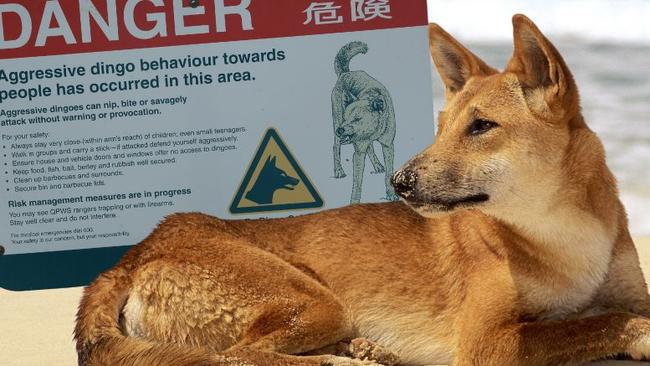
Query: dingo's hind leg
[[380, 143, 397, 201], [367, 144, 385, 174], [123, 237, 381, 365]]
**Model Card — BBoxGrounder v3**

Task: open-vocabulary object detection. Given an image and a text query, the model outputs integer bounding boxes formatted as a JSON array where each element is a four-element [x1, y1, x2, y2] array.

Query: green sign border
[[0, 246, 130, 291]]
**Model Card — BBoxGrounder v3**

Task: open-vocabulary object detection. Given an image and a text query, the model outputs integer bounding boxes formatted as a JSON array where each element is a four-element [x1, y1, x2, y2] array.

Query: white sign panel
[[0, 0, 433, 289]]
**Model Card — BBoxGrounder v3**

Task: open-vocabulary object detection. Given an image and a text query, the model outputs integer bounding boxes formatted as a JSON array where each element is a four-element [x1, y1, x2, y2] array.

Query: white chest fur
[[510, 206, 616, 319]]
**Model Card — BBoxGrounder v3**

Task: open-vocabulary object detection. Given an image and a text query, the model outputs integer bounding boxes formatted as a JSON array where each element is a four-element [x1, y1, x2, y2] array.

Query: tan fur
[[75, 15, 650, 366]]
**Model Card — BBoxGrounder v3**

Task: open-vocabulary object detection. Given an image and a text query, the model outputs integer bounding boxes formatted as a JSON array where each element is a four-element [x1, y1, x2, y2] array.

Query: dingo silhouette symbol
[[230, 128, 323, 214], [245, 156, 300, 204]]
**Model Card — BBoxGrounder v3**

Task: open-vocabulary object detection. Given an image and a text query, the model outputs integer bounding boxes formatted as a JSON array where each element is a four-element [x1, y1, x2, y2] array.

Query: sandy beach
[[1, 237, 649, 366]]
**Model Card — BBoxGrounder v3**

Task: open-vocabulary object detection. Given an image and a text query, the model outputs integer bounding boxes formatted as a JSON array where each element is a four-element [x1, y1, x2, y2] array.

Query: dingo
[[244, 155, 300, 205], [76, 15, 650, 366], [331, 41, 398, 203]]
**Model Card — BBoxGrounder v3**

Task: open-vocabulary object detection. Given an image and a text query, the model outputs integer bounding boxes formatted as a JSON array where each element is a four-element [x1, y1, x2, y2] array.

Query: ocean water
[[425, 1, 650, 235]]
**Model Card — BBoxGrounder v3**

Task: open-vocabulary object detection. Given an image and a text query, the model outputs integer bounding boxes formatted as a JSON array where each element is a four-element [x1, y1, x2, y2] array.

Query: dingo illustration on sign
[[331, 41, 398, 203]]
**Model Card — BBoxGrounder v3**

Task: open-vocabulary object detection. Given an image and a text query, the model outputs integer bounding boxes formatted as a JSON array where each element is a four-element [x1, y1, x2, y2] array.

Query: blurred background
[[426, 0, 650, 236]]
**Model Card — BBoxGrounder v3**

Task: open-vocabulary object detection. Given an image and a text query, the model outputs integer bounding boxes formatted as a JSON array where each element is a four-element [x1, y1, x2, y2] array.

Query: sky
[[425, 0, 650, 43]]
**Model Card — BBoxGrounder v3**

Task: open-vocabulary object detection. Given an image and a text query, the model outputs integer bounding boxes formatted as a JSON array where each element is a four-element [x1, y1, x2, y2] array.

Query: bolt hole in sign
[[0, 0, 433, 290]]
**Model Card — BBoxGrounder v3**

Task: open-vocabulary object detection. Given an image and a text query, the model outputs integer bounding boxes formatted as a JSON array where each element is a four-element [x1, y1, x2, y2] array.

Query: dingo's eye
[[469, 119, 498, 136]]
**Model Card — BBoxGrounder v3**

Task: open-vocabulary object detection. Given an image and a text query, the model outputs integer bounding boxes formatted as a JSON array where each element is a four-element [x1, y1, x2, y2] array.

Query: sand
[[2, 237, 650, 366]]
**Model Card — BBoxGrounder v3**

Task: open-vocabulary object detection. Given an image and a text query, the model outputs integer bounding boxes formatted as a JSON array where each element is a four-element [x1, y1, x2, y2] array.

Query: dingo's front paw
[[348, 338, 398, 366], [334, 167, 347, 178], [629, 335, 650, 360]]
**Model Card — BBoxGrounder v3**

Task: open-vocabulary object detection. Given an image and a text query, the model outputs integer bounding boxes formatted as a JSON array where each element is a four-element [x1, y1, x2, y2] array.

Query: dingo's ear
[[506, 14, 579, 118], [370, 97, 385, 113], [429, 23, 497, 100]]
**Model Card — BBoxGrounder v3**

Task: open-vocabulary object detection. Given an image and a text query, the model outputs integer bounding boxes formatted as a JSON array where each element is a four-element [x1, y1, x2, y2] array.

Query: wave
[[427, 0, 650, 44]]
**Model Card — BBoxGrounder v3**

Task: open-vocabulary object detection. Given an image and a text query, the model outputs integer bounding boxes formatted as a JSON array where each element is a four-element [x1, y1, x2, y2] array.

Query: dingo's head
[[245, 156, 299, 205], [337, 90, 387, 144], [393, 15, 592, 220]]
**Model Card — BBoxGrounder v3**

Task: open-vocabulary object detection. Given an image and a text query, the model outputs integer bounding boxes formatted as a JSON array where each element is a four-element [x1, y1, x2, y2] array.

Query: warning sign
[[230, 129, 323, 213], [0, 0, 434, 290]]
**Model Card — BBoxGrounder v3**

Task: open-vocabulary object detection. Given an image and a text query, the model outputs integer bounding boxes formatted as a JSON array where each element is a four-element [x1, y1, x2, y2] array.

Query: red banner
[[0, 0, 427, 60]]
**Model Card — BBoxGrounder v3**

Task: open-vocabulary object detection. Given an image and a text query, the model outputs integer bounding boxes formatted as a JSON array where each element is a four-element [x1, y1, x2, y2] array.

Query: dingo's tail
[[74, 267, 218, 366], [335, 41, 369, 76]]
